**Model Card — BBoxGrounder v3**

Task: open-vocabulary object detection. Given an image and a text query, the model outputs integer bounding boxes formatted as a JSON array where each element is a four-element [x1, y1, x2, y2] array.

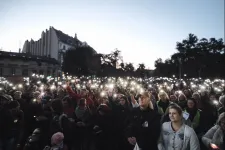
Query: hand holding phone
[[210, 143, 219, 150]]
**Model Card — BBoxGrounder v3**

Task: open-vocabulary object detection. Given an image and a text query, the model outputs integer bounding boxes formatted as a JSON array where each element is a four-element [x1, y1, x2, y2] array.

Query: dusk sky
[[0, 0, 224, 69]]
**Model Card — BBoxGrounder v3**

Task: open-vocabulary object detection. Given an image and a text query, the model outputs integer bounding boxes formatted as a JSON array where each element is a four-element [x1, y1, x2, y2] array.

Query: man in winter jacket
[[126, 92, 161, 150]]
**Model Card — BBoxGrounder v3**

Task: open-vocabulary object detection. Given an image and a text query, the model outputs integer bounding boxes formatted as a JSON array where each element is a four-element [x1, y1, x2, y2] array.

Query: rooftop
[[52, 27, 82, 46], [0, 51, 59, 64]]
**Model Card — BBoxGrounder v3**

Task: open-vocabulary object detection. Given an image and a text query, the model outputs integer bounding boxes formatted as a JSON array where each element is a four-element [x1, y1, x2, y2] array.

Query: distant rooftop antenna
[[75, 33, 77, 39]]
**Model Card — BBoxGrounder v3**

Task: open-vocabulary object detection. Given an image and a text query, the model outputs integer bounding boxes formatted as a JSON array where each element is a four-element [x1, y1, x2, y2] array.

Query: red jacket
[[66, 86, 94, 108]]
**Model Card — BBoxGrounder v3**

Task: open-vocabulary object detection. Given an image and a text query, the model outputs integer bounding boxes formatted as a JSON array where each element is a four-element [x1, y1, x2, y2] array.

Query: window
[[22, 69, 28, 76], [63, 45, 66, 50], [0, 68, 3, 76], [11, 68, 16, 75]]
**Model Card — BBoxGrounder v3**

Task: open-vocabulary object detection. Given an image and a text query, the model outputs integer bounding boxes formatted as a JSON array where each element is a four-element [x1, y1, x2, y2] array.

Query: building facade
[[0, 51, 59, 77], [22, 26, 90, 65]]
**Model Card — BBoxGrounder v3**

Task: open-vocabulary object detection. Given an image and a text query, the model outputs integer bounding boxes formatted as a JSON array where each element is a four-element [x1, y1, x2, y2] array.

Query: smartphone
[[210, 143, 219, 150]]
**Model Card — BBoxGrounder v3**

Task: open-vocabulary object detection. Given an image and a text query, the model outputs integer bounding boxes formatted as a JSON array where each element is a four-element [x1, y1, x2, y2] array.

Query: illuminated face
[[14, 93, 21, 100], [179, 95, 186, 101], [80, 90, 86, 97], [192, 94, 200, 100], [184, 90, 189, 96], [187, 100, 195, 109], [210, 95, 216, 101], [169, 108, 182, 122], [160, 94, 167, 101], [119, 98, 126, 106], [139, 95, 149, 108], [101, 97, 108, 104], [170, 95, 177, 102], [62, 99, 68, 106]]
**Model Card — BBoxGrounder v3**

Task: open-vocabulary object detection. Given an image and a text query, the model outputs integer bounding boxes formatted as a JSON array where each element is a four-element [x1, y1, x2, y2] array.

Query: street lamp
[[184, 74, 187, 77]]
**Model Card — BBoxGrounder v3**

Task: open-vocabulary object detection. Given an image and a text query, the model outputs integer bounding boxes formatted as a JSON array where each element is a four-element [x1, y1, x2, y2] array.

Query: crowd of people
[[0, 74, 224, 150]]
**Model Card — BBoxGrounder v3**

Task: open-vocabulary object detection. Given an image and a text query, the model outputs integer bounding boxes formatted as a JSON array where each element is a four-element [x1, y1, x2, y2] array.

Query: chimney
[[74, 33, 77, 39], [19, 48, 21, 53]]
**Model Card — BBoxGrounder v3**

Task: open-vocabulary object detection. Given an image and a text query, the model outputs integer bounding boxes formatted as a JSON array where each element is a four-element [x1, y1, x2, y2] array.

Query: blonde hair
[[158, 91, 169, 100], [142, 92, 154, 109]]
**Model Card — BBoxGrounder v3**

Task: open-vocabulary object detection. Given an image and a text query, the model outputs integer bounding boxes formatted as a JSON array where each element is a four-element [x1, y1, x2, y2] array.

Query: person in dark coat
[[93, 104, 115, 150], [126, 92, 161, 150]]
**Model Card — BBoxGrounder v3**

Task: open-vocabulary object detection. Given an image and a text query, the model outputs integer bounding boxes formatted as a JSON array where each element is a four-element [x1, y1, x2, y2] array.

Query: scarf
[[158, 100, 169, 112]]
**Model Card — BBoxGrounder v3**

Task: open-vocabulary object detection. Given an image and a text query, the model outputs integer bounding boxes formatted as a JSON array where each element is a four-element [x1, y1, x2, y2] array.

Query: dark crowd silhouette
[[0, 74, 224, 150]]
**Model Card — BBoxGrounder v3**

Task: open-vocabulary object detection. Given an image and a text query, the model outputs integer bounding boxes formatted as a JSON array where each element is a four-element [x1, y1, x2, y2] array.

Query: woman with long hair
[[158, 104, 200, 150]]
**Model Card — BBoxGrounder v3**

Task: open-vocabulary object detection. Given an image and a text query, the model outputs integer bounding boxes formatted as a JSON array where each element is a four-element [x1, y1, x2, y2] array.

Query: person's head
[[192, 92, 200, 101], [57, 89, 66, 98], [158, 91, 169, 101], [139, 92, 153, 109], [100, 94, 109, 104], [80, 89, 87, 97], [187, 98, 197, 109], [170, 95, 177, 102], [51, 99, 63, 114], [97, 104, 111, 116], [33, 91, 40, 98], [13, 91, 22, 100], [119, 95, 128, 106], [178, 93, 187, 101], [168, 104, 183, 123], [78, 98, 87, 107], [219, 95, 225, 107], [209, 94, 216, 101], [183, 89, 191, 98], [62, 96, 72, 107], [217, 112, 225, 131]]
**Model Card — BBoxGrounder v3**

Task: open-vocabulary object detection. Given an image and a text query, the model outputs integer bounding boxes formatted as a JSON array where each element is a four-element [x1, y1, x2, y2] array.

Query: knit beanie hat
[[51, 132, 64, 146]]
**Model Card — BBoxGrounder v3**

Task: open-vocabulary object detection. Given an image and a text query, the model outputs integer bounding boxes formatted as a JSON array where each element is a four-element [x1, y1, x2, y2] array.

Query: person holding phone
[[126, 92, 161, 150], [202, 112, 225, 150]]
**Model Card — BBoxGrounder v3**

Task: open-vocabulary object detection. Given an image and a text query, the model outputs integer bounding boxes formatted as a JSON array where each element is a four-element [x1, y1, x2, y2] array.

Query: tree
[[136, 63, 146, 77], [154, 33, 225, 78], [120, 62, 125, 70], [124, 63, 135, 72], [101, 48, 122, 68], [62, 46, 97, 76]]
